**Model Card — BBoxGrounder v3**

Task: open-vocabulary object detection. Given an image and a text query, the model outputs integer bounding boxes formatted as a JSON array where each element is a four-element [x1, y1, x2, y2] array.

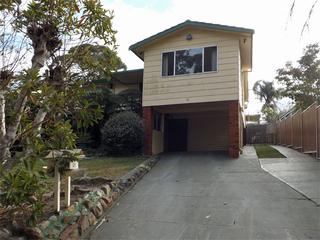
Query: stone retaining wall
[[5, 156, 159, 240]]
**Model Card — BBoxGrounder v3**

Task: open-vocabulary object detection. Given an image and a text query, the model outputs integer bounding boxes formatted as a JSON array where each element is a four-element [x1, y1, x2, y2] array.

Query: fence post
[[290, 115, 293, 147], [315, 105, 320, 158], [301, 110, 304, 153]]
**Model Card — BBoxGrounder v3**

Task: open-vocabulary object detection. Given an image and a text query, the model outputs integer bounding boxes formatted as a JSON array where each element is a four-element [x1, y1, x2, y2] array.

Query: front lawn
[[254, 144, 286, 158], [72, 155, 147, 179], [36, 155, 147, 190]]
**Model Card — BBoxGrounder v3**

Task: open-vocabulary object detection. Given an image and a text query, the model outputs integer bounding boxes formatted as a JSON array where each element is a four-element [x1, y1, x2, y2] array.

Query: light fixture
[[186, 33, 192, 41]]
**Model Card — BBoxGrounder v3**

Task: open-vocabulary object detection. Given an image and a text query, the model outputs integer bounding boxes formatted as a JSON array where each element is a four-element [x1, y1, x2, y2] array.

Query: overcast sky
[[102, 0, 320, 115]]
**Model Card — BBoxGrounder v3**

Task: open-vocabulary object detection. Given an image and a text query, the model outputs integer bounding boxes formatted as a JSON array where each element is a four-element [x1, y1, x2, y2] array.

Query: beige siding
[[142, 28, 240, 107], [239, 70, 249, 108], [152, 113, 164, 154], [238, 50, 243, 107], [243, 71, 249, 104], [152, 130, 163, 154]]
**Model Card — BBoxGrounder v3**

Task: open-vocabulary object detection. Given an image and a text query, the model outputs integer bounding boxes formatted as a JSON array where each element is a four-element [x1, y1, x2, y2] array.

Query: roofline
[[112, 68, 144, 75], [111, 68, 143, 84], [129, 20, 254, 57], [92, 69, 144, 84]]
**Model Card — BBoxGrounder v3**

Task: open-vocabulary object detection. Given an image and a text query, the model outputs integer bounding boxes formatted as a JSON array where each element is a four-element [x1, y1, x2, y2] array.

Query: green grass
[[33, 155, 147, 191], [36, 155, 147, 179], [71, 155, 147, 179], [254, 145, 286, 158]]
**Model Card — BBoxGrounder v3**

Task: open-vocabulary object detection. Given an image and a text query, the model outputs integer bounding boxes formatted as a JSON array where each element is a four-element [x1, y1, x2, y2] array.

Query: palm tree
[[253, 80, 279, 109], [253, 80, 279, 123]]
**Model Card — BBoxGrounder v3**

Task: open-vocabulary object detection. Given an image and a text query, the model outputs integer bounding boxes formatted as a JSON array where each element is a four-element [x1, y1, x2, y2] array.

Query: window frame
[[153, 111, 162, 131], [203, 45, 218, 73], [161, 51, 174, 76], [161, 45, 218, 77]]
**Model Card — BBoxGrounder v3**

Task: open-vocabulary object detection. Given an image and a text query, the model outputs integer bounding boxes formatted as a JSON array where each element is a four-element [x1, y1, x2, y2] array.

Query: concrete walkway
[[259, 145, 320, 205], [89, 147, 320, 240]]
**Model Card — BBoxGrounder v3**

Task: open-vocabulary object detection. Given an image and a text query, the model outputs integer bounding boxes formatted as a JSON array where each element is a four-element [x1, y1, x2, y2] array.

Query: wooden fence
[[267, 102, 320, 158], [246, 124, 267, 144]]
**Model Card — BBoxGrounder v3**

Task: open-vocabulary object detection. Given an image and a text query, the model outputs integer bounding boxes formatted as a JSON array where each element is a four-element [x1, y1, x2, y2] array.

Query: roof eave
[[129, 20, 254, 54], [130, 48, 144, 61]]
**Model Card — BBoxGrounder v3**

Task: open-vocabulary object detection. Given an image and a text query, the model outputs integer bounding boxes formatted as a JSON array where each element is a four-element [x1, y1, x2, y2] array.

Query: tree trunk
[[32, 108, 47, 136], [0, 143, 12, 169], [0, 90, 5, 138], [0, 34, 49, 167], [0, 90, 11, 168]]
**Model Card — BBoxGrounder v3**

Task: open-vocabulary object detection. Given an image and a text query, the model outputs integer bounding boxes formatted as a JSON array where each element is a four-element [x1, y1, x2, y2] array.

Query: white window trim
[[173, 51, 176, 76], [202, 47, 205, 73], [160, 45, 218, 77]]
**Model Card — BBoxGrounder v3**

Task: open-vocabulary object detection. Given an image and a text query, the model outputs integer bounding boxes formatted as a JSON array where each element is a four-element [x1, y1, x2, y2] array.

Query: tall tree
[[0, 0, 118, 168], [253, 80, 279, 109], [276, 43, 320, 109], [253, 80, 279, 122], [68, 44, 127, 82]]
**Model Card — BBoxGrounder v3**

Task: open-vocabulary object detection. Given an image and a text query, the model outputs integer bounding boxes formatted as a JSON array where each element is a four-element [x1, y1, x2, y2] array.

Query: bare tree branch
[[301, 0, 319, 35], [290, 0, 296, 17], [286, 0, 319, 35]]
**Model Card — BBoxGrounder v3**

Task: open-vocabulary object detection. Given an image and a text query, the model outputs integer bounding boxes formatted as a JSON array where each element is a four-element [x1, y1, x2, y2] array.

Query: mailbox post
[[65, 161, 79, 208], [54, 165, 61, 212], [53, 160, 79, 212]]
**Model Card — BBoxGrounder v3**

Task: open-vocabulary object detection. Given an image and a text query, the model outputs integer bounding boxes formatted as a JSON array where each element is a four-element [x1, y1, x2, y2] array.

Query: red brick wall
[[228, 101, 240, 158], [143, 107, 153, 155]]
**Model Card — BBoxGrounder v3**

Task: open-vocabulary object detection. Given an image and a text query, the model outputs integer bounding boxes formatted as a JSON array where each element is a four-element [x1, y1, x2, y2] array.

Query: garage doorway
[[167, 119, 188, 151]]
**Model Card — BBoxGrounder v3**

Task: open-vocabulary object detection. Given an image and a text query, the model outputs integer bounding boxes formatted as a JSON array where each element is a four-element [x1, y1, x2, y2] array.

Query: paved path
[[259, 145, 320, 205], [89, 147, 320, 240]]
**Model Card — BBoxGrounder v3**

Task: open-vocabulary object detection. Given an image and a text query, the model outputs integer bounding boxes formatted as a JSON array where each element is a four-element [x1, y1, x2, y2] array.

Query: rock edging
[[21, 155, 159, 240]]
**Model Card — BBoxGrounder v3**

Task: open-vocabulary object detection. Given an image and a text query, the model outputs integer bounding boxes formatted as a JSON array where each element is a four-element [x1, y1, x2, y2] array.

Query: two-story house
[[116, 20, 253, 158]]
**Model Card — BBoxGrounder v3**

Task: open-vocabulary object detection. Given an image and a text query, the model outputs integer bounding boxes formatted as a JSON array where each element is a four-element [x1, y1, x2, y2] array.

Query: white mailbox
[[68, 161, 79, 170]]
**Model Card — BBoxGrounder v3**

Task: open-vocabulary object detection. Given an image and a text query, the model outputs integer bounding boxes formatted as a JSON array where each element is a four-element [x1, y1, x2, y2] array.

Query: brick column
[[228, 101, 239, 158], [143, 106, 153, 155]]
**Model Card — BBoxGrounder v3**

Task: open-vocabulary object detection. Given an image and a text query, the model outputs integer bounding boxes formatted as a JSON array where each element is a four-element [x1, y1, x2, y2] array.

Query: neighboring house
[[119, 20, 254, 158], [110, 69, 143, 94], [94, 69, 143, 94]]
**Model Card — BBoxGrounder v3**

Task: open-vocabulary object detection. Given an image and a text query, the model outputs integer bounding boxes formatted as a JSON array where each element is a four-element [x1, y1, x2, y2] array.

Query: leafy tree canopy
[[276, 43, 320, 109], [0, 0, 124, 227], [0, 0, 118, 168], [253, 80, 279, 109], [68, 44, 127, 82]]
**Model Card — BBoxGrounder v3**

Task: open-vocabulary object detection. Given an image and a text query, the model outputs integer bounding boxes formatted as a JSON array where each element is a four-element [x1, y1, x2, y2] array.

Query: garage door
[[166, 111, 228, 152], [188, 113, 228, 151]]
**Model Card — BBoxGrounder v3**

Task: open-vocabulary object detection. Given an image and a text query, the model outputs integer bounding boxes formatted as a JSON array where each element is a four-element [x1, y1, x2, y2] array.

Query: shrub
[[117, 89, 142, 116], [101, 111, 144, 154], [0, 158, 47, 226]]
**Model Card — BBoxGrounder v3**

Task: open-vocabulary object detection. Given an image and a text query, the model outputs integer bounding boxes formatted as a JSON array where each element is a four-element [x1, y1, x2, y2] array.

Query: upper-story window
[[162, 46, 217, 76]]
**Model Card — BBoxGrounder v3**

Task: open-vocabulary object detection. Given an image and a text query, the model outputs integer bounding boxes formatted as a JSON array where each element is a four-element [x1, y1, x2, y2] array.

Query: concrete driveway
[[89, 147, 320, 240], [259, 145, 320, 205]]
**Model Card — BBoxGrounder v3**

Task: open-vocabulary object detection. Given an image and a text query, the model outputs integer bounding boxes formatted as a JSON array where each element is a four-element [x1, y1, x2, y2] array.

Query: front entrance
[[167, 119, 188, 151]]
